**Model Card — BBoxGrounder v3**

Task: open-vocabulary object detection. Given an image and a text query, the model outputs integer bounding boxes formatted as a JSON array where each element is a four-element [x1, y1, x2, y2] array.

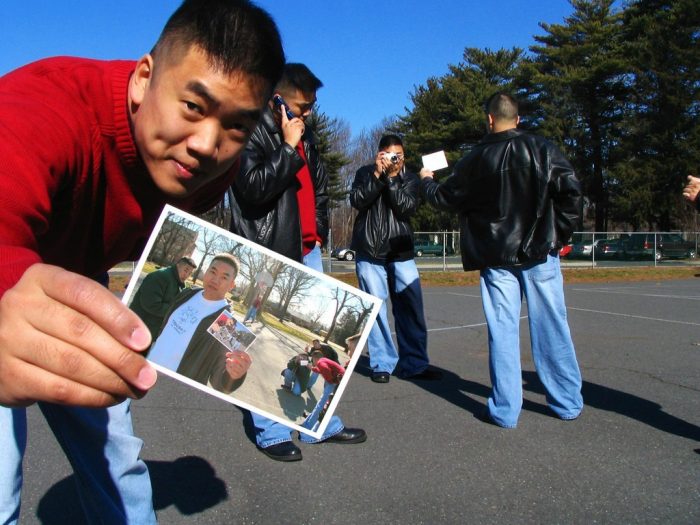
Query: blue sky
[[1, 1, 578, 136]]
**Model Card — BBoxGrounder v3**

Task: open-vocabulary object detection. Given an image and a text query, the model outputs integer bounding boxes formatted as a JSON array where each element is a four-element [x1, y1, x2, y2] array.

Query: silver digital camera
[[384, 152, 399, 164]]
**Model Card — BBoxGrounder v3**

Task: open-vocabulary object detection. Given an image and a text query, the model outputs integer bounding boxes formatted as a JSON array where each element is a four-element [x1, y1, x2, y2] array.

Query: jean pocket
[[528, 265, 556, 283]]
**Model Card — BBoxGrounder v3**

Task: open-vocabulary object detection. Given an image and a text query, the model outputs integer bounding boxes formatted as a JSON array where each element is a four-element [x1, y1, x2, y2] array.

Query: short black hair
[[276, 63, 323, 95], [485, 92, 519, 121], [210, 253, 240, 278], [177, 256, 196, 268], [378, 134, 403, 150], [152, 0, 285, 90]]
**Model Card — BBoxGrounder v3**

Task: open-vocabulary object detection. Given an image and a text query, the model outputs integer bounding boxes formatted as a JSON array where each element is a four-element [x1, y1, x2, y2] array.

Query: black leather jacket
[[421, 128, 581, 271], [349, 165, 420, 261], [229, 107, 328, 262]]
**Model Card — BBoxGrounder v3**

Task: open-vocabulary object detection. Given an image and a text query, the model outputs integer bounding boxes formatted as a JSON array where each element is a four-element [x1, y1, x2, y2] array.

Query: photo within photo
[[123, 205, 381, 439]]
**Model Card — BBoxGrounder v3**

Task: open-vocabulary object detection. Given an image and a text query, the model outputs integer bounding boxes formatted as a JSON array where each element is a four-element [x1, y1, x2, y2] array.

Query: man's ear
[[129, 54, 155, 107]]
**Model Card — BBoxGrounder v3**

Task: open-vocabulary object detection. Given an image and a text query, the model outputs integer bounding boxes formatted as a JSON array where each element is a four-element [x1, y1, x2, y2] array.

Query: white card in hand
[[421, 150, 448, 171]]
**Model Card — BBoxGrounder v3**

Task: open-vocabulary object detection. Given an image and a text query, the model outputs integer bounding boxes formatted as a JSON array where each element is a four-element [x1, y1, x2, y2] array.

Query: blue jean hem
[[258, 438, 293, 448], [298, 425, 345, 444]]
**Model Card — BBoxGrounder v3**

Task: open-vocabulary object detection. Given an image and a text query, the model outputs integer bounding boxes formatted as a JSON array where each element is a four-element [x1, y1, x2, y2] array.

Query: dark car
[[622, 233, 696, 261], [594, 239, 623, 259], [413, 241, 453, 257]]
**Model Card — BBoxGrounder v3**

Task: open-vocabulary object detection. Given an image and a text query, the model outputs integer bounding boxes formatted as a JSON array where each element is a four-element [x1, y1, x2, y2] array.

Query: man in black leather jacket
[[420, 93, 583, 428], [230, 64, 328, 264], [350, 134, 440, 384], [229, 63, 365, 462]]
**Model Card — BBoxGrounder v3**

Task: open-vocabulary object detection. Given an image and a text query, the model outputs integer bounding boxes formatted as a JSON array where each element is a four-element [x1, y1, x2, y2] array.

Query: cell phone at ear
[[273, 94, 296, 120]]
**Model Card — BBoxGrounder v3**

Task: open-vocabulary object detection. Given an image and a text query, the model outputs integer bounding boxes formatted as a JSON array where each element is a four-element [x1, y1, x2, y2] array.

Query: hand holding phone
[[273, 94, 296, 120]]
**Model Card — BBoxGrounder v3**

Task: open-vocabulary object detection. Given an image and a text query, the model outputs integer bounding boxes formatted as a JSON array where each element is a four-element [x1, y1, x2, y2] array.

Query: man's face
[[380, 144, 405, 175], [201, 260, 237, 300], [273, 88, 316, 124], [177, 263, 195, 283], [129, 45, 268, 198], [312, 340, 321, 349]]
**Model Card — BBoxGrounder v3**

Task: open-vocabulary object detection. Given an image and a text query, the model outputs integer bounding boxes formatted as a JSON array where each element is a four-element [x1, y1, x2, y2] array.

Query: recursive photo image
[[207, 311, 256, 353], [124, 205, 381, 439]]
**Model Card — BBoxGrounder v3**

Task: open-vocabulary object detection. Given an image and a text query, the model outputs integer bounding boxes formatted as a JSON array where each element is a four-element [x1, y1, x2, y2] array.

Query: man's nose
[[188, 120, 220, 158]]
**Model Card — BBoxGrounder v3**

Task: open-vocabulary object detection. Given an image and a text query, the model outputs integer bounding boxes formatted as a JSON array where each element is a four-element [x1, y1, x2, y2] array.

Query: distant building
[[151, 218, 198, 266]]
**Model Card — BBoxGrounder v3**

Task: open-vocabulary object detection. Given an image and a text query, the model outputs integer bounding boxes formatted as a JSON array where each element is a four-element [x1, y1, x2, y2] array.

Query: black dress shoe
[[323, 428, 367, 444], [402, 367, 443, 381], [258, 441, 302, 462], [371, 371, 390, 383]]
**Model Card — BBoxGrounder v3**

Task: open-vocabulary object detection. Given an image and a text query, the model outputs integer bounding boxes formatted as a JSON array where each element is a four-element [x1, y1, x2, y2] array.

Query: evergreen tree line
[[312, 0, 699, 248]]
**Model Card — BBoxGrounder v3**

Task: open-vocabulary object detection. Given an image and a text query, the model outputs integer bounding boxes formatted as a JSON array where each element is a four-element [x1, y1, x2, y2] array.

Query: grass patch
[[329, 265, 700, 287]]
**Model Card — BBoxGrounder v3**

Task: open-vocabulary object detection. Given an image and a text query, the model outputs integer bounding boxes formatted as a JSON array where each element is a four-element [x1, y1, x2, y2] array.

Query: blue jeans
[[301, 381, 337, 434], [0, 401, 156, 525], [281, 369, 319, 396], [302, 244, 323, 272], [254, 245, 344, 447], [356, 254, 429, 377], [243, 305, 257, 323], [480, 253, 583, 428]]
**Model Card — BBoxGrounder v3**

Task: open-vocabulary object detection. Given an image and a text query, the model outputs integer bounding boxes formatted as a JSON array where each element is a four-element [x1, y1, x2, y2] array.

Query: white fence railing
[[325, 231, 700, 271]]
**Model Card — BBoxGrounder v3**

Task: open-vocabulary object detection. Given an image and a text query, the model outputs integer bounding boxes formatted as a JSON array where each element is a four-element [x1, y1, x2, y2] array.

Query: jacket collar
[[482, 128, 524, 144]]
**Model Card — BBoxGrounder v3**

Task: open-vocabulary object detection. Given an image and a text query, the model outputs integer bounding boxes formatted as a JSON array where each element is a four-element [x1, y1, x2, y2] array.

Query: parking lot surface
[[18, 278, 700, 524]]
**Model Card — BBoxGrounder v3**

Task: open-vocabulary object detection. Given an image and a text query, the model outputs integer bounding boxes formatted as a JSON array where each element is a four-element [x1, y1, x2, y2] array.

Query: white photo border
[[123, 205, 381, 439]]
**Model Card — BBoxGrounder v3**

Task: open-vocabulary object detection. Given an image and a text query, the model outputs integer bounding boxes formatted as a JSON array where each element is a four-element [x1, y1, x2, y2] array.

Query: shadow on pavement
[[36, 456, 226, 524], [522, 371, 700, 441], [405, 367, 700, 441]]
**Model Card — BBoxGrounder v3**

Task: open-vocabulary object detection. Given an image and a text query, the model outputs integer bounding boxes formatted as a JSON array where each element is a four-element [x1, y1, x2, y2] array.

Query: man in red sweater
[[0, 1, 284, 523]]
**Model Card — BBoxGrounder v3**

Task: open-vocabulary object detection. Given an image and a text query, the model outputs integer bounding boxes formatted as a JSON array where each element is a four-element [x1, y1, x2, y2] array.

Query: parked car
[[570, 241, 591, 258], [331, 247, 356, 261], [593, 238, 623, 259], [413, 240, 453, 257], [622, 233, 697, 261], [570, 239, 607, 259]]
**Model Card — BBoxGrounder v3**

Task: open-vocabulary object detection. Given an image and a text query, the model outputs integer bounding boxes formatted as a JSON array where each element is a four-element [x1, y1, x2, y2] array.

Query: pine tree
[[611, 0, 700, 230], [306, 110, 351, 209], [526, 0, 627, 231]]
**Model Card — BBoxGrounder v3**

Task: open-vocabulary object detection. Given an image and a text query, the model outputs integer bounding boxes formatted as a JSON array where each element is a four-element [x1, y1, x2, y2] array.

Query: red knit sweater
[[0, 57, 237, 296], [294, 142, 320, 255]]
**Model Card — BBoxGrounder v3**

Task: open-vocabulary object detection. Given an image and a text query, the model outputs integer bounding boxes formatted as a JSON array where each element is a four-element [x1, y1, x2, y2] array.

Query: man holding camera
[[350, 134, 440, 384]]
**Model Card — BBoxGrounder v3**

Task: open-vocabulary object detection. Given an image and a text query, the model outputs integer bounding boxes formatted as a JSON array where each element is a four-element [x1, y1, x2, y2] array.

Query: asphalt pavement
[[17, 277, 700, 524]]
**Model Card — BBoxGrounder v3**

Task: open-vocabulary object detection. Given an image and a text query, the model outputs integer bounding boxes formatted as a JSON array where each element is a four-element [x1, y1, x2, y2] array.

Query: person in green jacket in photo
[[130, 256, 196, 337]]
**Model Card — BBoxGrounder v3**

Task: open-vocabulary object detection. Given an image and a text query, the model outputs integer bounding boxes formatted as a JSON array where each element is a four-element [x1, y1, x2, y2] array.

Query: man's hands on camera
[[280, 104, 305, 149], [0, 263, 157, 408], [374, 151, 400, 178], [225, 350, 252, 380]]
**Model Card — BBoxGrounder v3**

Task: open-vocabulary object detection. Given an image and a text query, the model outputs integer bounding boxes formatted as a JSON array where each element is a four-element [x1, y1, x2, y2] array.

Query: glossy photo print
[[123, 205, 381, 439]]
